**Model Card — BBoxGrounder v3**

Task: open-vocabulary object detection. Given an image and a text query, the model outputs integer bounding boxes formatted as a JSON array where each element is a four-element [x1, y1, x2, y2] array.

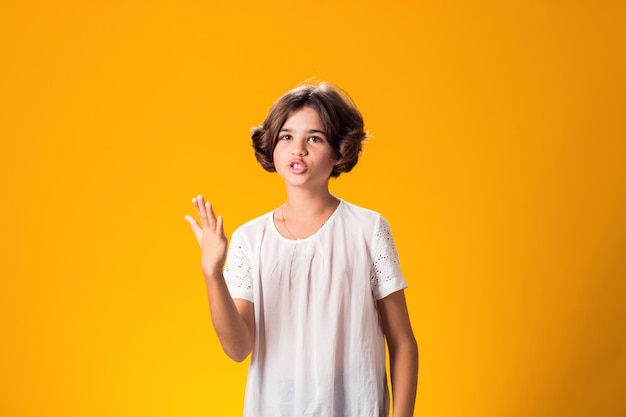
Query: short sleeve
[[223, 230, 254, 302], [370, 215, 408, 299]]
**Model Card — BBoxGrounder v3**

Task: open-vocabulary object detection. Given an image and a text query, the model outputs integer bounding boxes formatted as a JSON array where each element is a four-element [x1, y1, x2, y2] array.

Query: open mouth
[[289, 160, 308, 173]]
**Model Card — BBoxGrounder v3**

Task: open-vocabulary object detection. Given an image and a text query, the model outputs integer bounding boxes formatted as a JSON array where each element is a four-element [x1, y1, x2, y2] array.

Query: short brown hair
[[251, 81, 368, 178]]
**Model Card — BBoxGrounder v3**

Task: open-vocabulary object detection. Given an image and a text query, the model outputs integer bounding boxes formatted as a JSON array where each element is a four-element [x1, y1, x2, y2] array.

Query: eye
[[279, 134, 292, 141], [308, 136, 322, 143]]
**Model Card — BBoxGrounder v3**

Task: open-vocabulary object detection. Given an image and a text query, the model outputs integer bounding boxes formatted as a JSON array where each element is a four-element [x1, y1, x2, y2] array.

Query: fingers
[[191, 195, 218, 230], [193, 195, 210, 228], [216, 215, 225, 237]]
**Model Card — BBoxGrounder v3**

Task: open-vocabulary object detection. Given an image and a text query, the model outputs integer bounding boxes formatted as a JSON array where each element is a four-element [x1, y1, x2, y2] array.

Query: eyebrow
[[279, 128, 327, 136]]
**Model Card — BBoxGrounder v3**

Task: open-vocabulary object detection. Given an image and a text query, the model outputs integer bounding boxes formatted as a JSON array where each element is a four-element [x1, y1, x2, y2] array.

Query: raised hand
[[184, 195, 228, 278]]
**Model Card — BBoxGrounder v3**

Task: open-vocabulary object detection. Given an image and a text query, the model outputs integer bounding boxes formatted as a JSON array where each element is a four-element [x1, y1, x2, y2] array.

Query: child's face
[[273, 106, 337, 189]]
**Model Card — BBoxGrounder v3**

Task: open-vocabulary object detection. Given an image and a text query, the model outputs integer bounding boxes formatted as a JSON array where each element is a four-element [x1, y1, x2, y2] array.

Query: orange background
[[2, 1, 625, 416]]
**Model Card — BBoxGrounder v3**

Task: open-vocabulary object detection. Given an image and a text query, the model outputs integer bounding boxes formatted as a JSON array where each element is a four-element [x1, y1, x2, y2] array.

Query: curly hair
[[251, 81, 368, 178]]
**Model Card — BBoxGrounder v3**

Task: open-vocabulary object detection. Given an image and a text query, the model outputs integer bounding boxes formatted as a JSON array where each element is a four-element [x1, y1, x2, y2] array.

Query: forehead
[[281, 106, 324, 130]]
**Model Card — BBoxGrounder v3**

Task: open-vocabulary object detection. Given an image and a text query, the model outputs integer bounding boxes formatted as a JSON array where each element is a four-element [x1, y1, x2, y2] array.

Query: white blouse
[[224, 200, 408, 417]]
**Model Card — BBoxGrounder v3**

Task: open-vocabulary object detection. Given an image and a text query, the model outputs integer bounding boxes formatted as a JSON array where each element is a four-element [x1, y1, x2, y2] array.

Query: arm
[[185, 195, 254, 362], [377, 290, 418, 417], [204, 270, 254, 362]]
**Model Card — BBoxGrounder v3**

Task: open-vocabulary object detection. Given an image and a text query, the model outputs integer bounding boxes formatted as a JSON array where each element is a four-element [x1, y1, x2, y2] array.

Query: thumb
[[184, 215, 203, 243]]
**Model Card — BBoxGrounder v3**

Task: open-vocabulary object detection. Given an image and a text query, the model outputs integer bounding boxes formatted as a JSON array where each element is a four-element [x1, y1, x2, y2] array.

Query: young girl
[[185, 81, 418, 417]]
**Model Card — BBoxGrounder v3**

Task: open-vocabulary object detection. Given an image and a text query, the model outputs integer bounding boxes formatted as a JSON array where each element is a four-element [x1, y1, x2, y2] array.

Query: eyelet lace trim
[[370, 216, 401, 293], [224, 238, 253, 294]]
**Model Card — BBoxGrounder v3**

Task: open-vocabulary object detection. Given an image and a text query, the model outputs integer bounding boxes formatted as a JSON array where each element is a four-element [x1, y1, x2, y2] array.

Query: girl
[[185, 81, 418, 417]]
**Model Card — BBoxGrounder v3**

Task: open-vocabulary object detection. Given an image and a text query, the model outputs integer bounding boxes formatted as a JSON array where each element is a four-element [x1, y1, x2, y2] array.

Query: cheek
[[272, 147, 280, 162], [272, 145, 285, 165]]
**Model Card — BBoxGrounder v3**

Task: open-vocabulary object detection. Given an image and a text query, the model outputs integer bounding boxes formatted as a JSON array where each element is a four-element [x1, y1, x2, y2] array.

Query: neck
[[277, 188, 340, 240], [282, 187, 338, 218]]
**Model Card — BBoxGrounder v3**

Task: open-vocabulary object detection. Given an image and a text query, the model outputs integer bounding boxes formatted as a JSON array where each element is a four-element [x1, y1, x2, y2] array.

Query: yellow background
[[2, 1, 625, 416]]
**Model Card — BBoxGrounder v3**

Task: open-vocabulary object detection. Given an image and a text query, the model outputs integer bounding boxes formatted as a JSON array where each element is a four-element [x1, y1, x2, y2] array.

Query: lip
[[288, 159, 308, 174]]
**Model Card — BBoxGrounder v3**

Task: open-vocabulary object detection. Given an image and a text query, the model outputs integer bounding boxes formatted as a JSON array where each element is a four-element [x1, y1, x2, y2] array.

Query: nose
[[290, 138, 308, 156]]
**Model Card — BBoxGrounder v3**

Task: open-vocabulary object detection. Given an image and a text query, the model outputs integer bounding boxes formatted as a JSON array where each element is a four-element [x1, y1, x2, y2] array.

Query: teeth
[[293, 163, 303, 168]]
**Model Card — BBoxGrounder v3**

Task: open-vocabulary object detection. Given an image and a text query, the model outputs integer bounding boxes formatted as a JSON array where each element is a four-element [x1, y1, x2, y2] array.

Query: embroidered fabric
[[370, 216, 403, 297], [223, 239, 253, 299]]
